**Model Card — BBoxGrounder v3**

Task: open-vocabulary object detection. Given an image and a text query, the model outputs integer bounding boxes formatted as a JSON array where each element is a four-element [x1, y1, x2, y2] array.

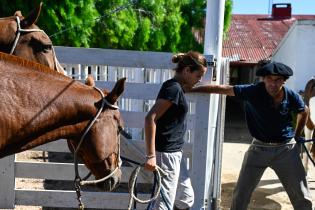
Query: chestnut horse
[[0, 3, 64, 74], [0, 52, 125, 191], [302, 77, 315, 174]]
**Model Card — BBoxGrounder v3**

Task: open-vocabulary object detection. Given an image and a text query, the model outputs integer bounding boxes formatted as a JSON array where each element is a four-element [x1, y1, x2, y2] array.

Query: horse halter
[[10, 16, 63, 73], [73, 86, 123, 209], [73, 86, 122, 186], [10, 16, 43, 54]]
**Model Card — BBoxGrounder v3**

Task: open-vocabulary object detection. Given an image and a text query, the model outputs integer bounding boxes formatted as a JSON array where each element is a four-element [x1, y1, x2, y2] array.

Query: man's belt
[[252, 138, 295, 146]]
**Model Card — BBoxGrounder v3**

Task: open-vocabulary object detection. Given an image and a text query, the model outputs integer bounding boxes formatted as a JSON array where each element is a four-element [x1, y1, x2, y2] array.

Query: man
[[190, 61, 312, 210]]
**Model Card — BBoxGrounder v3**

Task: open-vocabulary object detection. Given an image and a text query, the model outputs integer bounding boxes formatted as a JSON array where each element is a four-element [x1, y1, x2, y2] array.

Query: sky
[[232, 0, 315, 15]]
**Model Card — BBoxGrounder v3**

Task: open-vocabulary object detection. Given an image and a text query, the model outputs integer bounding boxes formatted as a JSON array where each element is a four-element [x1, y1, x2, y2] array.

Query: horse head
[[68, 77, 126, 191], [0, 2, 65, 74]]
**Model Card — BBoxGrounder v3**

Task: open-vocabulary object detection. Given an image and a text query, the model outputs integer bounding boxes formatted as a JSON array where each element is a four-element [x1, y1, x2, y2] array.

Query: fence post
[[191, 93, 215, 209], [0, 155, 15, 209]]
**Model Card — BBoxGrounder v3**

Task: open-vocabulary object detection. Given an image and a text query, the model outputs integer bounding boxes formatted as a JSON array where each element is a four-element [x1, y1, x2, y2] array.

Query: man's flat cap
[[256, 62, 293, 78]]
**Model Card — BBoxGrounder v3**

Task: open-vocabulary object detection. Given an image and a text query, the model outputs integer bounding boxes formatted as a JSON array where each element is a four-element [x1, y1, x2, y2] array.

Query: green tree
[[224, 0, 233, 39], [91, 0, 139, 49], [39, 0, 99, 47], [91, 0, 185, 52], [178, 0, 205, 52], [0, 0, 233, 52]]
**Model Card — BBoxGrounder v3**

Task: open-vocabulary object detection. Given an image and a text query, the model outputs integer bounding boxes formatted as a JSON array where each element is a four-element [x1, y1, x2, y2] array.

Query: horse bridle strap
[[103, 97, 119, 109], [11, 16, 62, 74], [10, 16, 43, 54], [73, 86, 121, 185]]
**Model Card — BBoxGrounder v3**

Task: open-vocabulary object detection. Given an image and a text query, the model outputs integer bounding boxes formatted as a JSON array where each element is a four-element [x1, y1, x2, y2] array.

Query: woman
[[144, 51, 207, 210]]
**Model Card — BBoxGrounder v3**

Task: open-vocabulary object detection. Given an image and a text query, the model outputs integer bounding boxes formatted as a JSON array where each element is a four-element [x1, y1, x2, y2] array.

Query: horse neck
[[4, 67, 101, 143], [25, 79, 101, 138], [0, 55, 107, 157]]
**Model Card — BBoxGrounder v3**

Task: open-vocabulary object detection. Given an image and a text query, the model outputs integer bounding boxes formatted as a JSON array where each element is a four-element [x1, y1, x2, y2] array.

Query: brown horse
[[302, 77, 315, 173], [0, 3, 64, 74], [0, 52, 125, 191]]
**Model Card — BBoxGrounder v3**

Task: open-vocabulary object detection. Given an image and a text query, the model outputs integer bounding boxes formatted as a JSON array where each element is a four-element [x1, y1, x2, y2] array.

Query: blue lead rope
[[298, 138, 315, 143], [296, 137, 315, 166]]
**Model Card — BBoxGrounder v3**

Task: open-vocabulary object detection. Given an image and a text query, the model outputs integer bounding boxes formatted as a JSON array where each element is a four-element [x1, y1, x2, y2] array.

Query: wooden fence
[[0, 47, 229, 209]]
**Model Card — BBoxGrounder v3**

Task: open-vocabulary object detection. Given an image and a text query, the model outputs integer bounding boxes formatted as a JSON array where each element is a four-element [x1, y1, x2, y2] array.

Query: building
[[273, 19, 315, 93]]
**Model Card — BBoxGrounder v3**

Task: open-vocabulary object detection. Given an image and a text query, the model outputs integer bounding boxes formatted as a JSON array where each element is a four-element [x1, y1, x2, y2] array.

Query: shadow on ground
[[220, 181, 284, 210]]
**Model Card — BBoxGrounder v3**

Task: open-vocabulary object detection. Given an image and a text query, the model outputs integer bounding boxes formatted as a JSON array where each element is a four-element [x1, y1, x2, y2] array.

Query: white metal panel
[[32, 139, 192, 160], [94, 81, 162, 100], [15, 189, 148, 209], [55, 46, 175, 69], [121, 111, 196, 130], [14, 161, 149, 184], [0, 155, 15, 208]]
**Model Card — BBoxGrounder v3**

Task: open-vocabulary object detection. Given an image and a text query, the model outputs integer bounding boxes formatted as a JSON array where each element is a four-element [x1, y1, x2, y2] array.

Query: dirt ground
[[220, 142, 315, 210]]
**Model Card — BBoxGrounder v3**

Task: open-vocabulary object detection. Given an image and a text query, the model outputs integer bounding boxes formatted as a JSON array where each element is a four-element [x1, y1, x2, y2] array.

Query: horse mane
[[0, 52, 65, 77], [0, 52, 110, 95], [0, 16, 18, 20]]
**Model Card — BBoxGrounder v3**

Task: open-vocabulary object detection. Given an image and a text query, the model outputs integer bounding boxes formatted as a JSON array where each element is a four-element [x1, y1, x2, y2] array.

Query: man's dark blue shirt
[[233, 82, 305, 142]]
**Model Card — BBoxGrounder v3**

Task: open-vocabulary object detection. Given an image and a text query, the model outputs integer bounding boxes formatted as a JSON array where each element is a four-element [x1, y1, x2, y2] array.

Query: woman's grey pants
[[151, 152, 194, 210], [231, 140, 313, 210], [174, 158, 194, 209], [155, 151, 182, 210]]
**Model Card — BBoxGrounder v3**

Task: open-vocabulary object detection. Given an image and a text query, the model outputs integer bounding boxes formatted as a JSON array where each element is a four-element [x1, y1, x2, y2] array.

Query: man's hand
[[295, 136, 305, 143]]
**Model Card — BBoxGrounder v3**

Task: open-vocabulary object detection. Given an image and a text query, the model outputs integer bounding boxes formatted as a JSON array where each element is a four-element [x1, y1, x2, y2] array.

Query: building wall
[[273, 20, 315, 93]]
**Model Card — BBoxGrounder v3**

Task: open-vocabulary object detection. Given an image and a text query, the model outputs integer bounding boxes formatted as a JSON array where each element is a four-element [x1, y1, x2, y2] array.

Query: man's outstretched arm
[[188, 84, 235, 96]]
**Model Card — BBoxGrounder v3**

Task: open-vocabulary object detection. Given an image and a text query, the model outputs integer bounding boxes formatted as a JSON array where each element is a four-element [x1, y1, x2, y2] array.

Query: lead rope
[[298, 137, 315, 166], [127, 164, 167, 210]]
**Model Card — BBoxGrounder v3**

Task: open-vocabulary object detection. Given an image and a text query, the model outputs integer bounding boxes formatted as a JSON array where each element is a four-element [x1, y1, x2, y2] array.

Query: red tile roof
[[223, 15, 315, 64]]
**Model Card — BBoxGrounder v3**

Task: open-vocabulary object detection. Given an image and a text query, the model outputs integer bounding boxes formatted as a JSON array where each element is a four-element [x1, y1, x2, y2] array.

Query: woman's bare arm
[[144, 99, 173, 171]]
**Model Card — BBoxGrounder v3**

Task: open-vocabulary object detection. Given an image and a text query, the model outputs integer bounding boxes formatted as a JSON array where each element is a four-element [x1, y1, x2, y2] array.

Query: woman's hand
[[144, 156, 156, 172]]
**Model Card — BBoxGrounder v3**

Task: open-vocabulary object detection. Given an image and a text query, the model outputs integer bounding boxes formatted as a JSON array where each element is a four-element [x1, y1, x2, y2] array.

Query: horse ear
[[20, 2, 43, 28], [85, 75, 95, 87], [14, 11, 23, 17], [105, 78, 126, 104]]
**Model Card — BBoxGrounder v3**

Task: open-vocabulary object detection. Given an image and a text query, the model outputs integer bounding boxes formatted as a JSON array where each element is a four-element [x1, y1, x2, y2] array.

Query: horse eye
[[30, 38, 52, 53], [42, 44, 52, 53]]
